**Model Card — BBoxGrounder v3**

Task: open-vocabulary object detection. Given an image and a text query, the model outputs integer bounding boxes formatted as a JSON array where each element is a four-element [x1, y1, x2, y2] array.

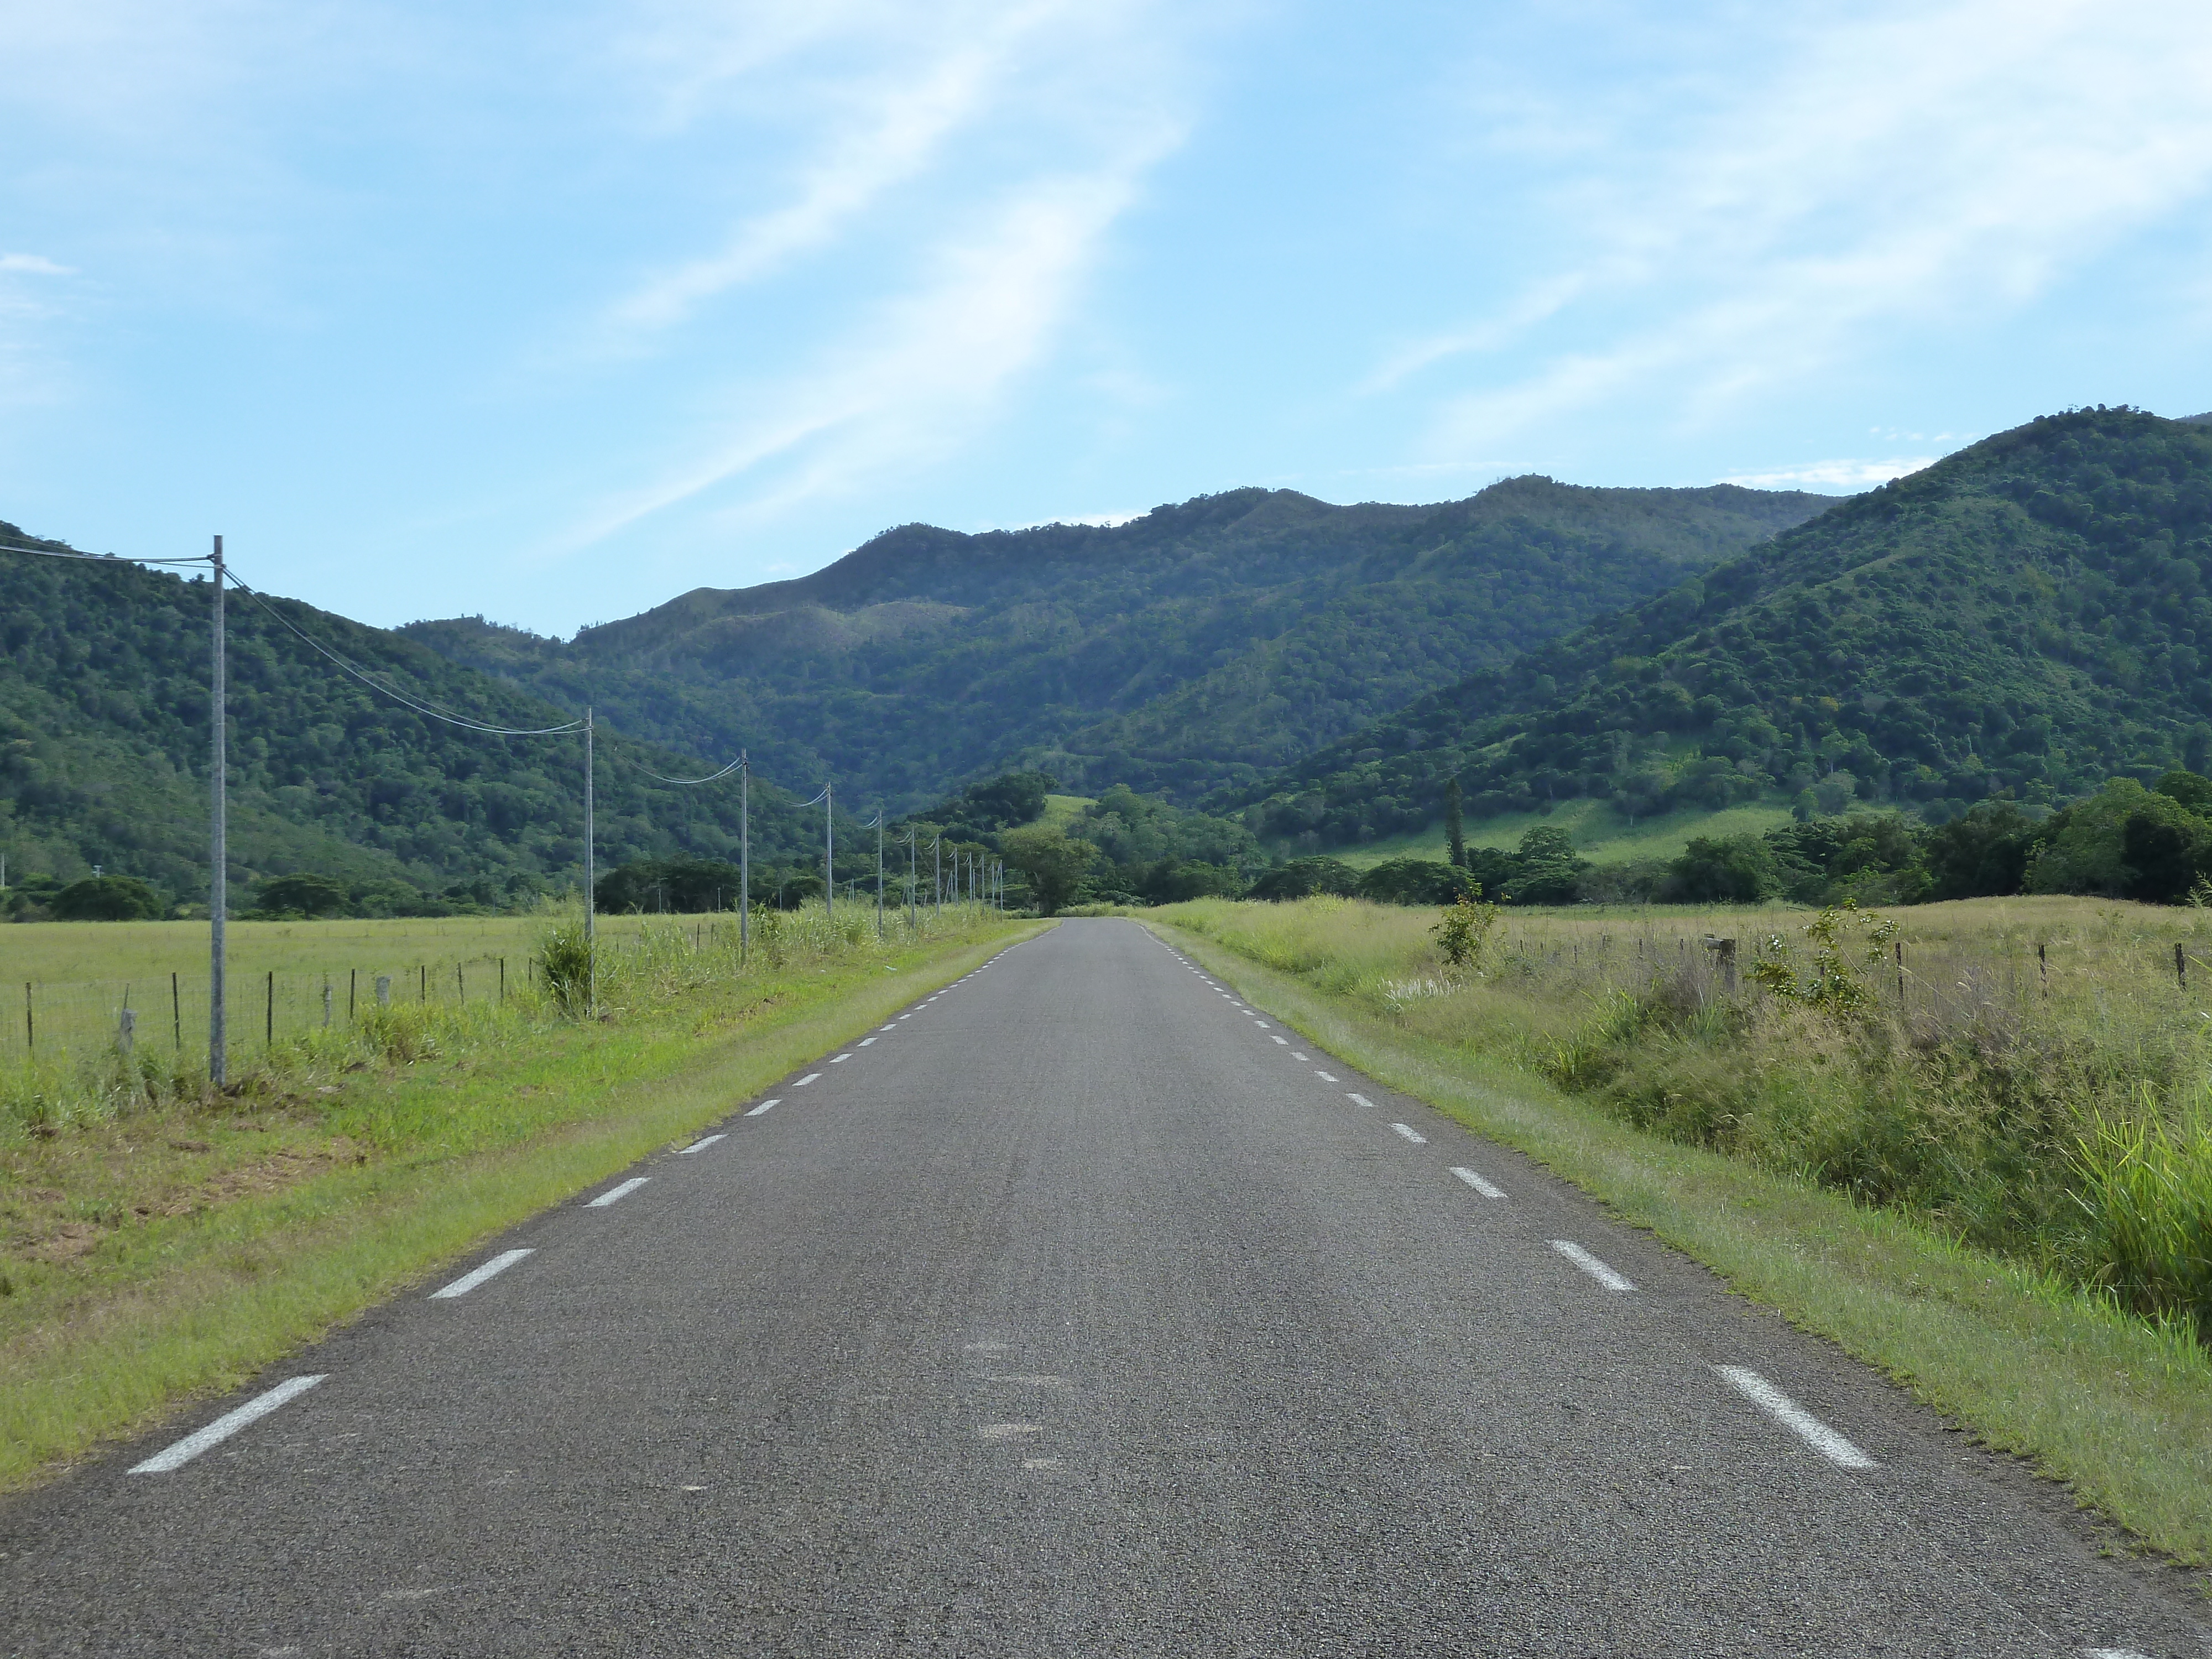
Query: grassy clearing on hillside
[[1333, 798, 1796, 870], [1, 902, 1032, 1488], [1039, 793, 1097, 829], [1151, 896, 2212, 1567]]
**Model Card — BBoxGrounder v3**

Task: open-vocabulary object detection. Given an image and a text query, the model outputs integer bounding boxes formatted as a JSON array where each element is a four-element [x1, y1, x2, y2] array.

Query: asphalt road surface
[[4, 919, 2208, 1656]]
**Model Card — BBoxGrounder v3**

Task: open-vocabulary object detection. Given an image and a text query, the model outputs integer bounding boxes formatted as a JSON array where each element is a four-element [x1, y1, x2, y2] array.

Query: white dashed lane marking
[[1551, 1239, 1634, 1291], [1391, 1122, 1426, 1145], [1347, 1093, 1374, 1109], [128, 1375, 328, 1475], [1451, 1166, 1506, 1198], [794, 1073, 822, 1087], [1715, 1367, 1877, 1470], [745, 1098, 780, 1117], [1314, 1071, 1337, 1082], [675, 1134, 724, 1155], [586, 1177, 651, 1208], [430, 1248, 535, 1298], [830, 1053, 852, 1063]]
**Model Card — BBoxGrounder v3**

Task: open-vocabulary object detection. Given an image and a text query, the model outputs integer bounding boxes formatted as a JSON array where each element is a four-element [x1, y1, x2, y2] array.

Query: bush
[[1248, 857, 1361, 901], [51, 874, 165, 921], [253, 873, 350, 919], [534, 913, 596, 1015], [1666, 834, 1780, 902], [1357, 858, 1477, 906]]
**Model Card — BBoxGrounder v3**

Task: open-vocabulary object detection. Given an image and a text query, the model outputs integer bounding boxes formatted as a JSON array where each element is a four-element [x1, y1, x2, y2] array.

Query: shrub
[[51, 875, 165, 921]]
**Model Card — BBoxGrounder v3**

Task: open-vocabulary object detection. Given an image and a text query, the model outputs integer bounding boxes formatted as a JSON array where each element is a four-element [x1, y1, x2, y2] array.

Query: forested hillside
[[405, 478, 1829, 808], [1239, 409, 2212, 851], [0, 534, 828, 912]]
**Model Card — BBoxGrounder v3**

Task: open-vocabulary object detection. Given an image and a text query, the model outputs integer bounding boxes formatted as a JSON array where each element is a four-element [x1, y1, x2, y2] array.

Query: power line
[[222, 571, 585, 737], [0, 541, 210, 566], [620, 751, 749, 786]]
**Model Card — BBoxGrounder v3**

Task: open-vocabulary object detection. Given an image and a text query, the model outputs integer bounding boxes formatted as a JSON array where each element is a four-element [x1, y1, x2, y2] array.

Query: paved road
[[4, 919, 2206, 1656]]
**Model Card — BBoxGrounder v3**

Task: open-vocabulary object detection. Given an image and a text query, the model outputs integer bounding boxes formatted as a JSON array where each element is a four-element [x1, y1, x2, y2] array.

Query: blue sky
[[3, 0, 2209, 636]]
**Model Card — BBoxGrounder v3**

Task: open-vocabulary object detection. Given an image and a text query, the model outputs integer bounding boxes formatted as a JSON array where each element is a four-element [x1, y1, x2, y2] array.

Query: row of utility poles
[[195, 539, 999, 1078], [7, 531, 1015, 1084]]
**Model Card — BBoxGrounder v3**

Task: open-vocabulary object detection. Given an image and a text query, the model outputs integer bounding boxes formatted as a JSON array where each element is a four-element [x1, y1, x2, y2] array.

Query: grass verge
[[1, 917, 1046, 1491], [1150, 916, 2212, 1578]]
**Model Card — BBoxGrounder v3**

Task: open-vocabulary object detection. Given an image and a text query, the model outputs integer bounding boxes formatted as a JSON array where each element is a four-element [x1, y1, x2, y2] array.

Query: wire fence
[[3, 954, 528, 1071]]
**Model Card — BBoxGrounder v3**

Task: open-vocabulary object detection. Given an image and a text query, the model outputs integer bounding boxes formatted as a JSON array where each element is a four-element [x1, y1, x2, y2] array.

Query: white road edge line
[[431, 1248, 535, 1298], [587, 1177, 651, 1208], [1551, 1239, 1635, 1291], [1391, 1121, 1426, 1144], [745, 1098, 780, 1117], [129, 1375, 327, 1474], [1347, 1093, 1375, 1108], [1451, 1166, 1506, 1198], [675, 1134, 725, 1155], [794, 1073, 822, 1086], [1715, 1366, 1876, 1469]]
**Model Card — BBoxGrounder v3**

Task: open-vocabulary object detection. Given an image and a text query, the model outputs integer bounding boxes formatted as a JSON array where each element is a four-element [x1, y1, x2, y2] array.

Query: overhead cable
[[222, 570, 585, 737]]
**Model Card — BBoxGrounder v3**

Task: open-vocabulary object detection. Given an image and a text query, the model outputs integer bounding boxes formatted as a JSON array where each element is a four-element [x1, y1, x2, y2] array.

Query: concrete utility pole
[[739, 753, 749, 966], [208, 535, 227, 1088], [823, 782, 834, 923], [906, 830, 917, 930], [933, 835, 942, 922], [874, 812, 884, 937], [585, 707, 596, 1015]]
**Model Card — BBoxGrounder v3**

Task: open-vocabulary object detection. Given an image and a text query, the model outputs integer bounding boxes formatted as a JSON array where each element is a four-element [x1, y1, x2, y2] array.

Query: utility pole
[[584, 706, 596, 1015], [906, 830, 917, 930], [933, 834, 942, 921], [738, 752, 749, 967], [208, 534, 227, 1088], [874, 811, 884, 937], [823, 781, 834, 922]]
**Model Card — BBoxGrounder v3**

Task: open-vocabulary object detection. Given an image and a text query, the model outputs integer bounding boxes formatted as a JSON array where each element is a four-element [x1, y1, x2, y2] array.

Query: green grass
[[1040, 793, 1097, 830], [1150, 902, 2212, 1575], [1332, 798, 1797, 870], [0, 909, 1045, 1489]]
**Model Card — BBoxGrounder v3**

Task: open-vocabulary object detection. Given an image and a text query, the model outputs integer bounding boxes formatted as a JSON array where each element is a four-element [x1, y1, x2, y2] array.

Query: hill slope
[[1237, 409, 2212, 850], [0, 535, 832, 907], [405, 479, 1830, 808]]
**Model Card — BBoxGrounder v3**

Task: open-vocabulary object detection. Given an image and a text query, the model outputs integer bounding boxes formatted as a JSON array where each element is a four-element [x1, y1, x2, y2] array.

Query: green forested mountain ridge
[[404, 477, 1830, 808], [0, 535, 830, 910], [1237, 409, 2212, 851]]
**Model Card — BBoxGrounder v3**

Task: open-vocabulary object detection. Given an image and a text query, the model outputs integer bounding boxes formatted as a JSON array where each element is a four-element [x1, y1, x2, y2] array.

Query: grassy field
[[1150, 893, 2212, 1567], [0, 911, 707, 1072], [1332, 798, 1797, 870], [1040, 792, 1096, 828], [1, 902, 1036, 1488]]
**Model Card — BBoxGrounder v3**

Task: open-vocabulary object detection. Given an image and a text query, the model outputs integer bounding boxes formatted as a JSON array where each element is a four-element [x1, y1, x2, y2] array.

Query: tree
[[1665, 834, 1780, 903], [1357, 858, 1477, 906], [1444, 777, 1467, 869], [254, 873, 350, 918], [1248, 857, 1361, 901], [999, 825, 1098, 916], [51, 874, 165, 920]]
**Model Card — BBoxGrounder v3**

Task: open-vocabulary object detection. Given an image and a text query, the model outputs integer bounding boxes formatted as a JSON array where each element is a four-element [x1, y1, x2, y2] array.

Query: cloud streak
[[558, 0, 1190, 552], [1405, 0, 2212, 453]]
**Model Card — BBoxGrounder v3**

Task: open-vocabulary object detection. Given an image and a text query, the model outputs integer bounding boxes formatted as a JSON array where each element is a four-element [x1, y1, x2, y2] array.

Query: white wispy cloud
[[1720, 457, 1937, 491], [561, 110, 1183, 550], [1406, 0, 2212, 450], [557, 0, 1192, 551], [0, 253, 73, 275]]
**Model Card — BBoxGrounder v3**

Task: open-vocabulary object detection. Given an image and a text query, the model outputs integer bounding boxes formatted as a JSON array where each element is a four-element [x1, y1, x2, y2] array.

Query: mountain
[[1235, 408, 2212, 851], [0, 534, 834, 911], [404, 479, 1832, 810]]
